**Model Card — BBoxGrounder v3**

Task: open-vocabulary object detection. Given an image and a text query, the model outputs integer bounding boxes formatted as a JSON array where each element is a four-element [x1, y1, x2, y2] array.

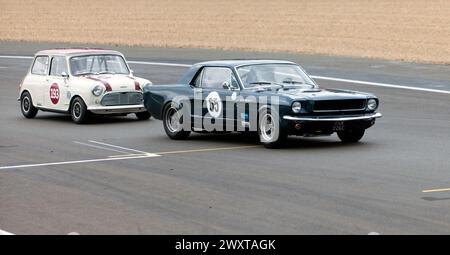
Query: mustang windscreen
[[69, 55, 130, 76], [237, 64, 317, 89]]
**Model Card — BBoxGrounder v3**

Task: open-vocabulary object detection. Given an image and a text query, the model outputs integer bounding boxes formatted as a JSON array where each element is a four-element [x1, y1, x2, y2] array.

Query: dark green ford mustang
[[143, 60, 382, 148]]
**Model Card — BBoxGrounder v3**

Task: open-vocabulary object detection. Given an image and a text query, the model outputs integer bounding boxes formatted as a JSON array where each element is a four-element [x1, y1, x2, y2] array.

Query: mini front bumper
[[87, 104, 147, 114], [283, 112, 382, 122]]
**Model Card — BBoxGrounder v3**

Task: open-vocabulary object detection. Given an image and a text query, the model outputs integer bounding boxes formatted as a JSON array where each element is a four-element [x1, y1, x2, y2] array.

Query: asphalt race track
[[0, 42, 449, 234]]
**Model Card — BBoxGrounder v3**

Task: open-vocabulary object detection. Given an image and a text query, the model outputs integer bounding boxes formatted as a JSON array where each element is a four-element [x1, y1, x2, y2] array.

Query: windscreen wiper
[[95, 71, 116, 75]]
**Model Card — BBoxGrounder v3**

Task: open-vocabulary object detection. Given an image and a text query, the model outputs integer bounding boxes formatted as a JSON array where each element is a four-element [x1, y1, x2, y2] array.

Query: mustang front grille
[[313, 99, 366, 112], [100, 92, 143, 106]]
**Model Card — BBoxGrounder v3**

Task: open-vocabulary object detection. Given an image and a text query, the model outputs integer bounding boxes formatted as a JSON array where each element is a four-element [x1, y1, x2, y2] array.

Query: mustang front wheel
[[337, 128, 365, 143], [163, 103, 190, 140], [20, 91, 38, 118], [258, 109, 287, 148]]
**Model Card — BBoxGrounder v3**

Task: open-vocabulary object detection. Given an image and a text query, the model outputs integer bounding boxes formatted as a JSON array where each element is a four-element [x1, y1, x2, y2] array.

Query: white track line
[[309, 75, 450, 95], [0, 229, 15, 235], [0, 55, 33, 59], [88, 140, 150, 154], [1, 55, 449, 94], [73, 141, 131, 154], [0, 154, 159, 170], [127, 60, 191, 67]]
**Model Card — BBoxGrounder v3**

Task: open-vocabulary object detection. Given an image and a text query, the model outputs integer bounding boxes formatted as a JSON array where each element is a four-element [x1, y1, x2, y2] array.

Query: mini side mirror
[[61, 72, 69, 79]]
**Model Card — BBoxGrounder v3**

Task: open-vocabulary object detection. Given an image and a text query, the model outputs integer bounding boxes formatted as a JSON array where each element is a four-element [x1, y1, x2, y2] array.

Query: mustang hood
[[267, 88, 373, 101]]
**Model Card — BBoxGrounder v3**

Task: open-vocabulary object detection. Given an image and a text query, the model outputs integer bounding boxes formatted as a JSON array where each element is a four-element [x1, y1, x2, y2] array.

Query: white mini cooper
[[19, 48, 152, 123]]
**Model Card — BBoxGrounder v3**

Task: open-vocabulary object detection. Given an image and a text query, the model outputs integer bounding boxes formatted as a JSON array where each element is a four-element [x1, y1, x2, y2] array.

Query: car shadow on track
[[188, 132, 374, 150], [32, 114, 150, 125], [421, 197, 450, 202]]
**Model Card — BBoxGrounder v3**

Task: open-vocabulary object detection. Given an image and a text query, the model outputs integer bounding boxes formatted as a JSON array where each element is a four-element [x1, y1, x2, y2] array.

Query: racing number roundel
[[49, 83, 60, 104], [205, 91, 222, 118]]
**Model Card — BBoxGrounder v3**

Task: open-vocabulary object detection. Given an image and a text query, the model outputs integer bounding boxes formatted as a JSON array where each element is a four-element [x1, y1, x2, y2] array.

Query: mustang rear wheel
[[70, 97, 89, 124], [258, 109, 286, 148], [337, 128, 365, 143], [163, 103, 190, 140], [135, 111, 152, 120], [20, 91, 38, 118]]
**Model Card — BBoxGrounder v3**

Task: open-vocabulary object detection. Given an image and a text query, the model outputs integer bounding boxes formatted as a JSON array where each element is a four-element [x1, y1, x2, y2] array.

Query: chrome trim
[[313, 108, 366, 113], [283, 112, 382, 122], [100, 91, 143, 106]]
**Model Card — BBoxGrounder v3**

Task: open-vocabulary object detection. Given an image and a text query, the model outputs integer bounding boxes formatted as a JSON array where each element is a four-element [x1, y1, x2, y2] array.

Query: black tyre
[[70, 97, 89, 124], [337, 128, 365, 143], [258, 108, 287, 148], [135, 111, 152, 120], [20, 91, 38, 118], [163, 103, 190, 140]]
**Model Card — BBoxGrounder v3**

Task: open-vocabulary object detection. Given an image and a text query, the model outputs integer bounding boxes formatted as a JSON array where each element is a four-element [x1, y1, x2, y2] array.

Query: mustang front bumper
[[87, 104, 147, 114], [282, 112, 382, 135], [283, 112, 382, 122]]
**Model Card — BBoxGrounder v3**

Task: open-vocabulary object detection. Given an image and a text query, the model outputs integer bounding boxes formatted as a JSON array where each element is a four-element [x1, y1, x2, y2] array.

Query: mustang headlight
[[292, 102, 302, 113], [367, 98, 378, 111], [92, 85, 104, 96]]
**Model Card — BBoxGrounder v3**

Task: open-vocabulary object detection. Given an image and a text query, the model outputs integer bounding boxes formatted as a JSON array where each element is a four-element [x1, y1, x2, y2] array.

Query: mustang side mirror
[[222, 81, 230, 90], [61, 72, 69, 79], [130, 69, 135, 76]]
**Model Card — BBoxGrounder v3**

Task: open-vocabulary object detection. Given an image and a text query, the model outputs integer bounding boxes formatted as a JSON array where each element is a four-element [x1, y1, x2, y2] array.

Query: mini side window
[[31, 56, 49, 75], [50, 56, 68, 76]]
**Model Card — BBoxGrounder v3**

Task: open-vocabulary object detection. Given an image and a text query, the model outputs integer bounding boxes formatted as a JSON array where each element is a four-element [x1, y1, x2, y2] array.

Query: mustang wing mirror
[[222, 81, 231, 90], [61, 72, 69, 79]]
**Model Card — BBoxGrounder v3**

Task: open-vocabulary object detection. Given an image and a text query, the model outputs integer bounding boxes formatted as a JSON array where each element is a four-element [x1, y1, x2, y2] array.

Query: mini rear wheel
[[70, 97, 89, 124], [21, 91, 38, 118], [163, 103, 190, 140], [135, 111, 151, 120], [337, 128, 365, 143]]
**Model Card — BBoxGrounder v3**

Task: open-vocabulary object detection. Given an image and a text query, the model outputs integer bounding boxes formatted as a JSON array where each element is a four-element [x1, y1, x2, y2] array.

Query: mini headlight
[[367, 98, 377, 111], [92, 85, 104, 96], [292, 102, 302, 113]]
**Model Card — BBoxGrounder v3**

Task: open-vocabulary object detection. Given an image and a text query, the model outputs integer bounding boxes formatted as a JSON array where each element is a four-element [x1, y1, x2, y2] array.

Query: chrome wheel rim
[[22, 97, 30, 112], [165, 107, 182, 133], [73, 102, 81, 119], [260, 113, 276, 142]]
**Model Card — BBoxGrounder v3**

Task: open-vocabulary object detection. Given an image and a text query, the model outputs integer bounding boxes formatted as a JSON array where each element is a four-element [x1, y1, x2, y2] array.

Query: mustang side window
[[31, 56, 49, 75], [201, 67, 238, 89], [50, 56, 68, 76]]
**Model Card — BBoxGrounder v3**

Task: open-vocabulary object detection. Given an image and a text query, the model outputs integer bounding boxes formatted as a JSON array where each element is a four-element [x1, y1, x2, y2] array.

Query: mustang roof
[[195, 59, 296, 68], [35, 48, 123, 56], [177, 60, 298, 84]]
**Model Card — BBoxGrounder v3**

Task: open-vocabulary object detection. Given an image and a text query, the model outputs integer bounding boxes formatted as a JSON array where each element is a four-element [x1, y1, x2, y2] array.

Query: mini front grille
[[313, 99, 366, 112], [100, 92, 143, 106]]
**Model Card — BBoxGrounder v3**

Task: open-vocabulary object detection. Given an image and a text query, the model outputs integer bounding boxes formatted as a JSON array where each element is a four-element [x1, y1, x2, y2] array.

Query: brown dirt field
[[0, 0, 449, 64]]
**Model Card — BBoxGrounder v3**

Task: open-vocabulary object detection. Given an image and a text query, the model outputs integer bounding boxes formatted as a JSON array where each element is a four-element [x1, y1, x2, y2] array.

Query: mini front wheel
[[135, 111, 151, 120], [70, 97, 89, 124]]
